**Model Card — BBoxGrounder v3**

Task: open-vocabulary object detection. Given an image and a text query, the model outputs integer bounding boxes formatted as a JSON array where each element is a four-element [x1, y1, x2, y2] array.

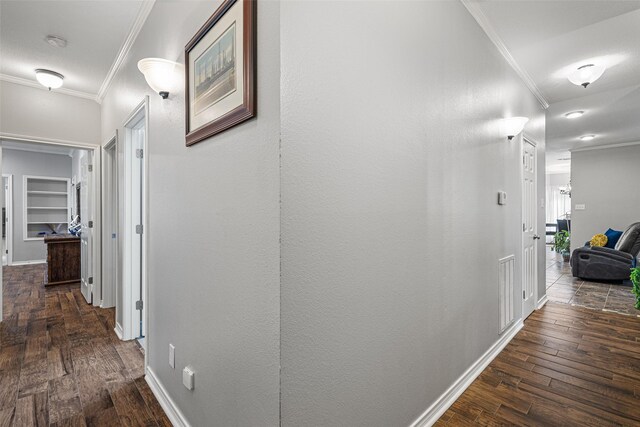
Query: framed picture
[[185, 0, 256, 146]]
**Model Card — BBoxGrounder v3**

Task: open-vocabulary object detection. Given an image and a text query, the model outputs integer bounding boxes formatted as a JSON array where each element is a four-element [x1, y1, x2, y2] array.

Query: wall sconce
[[137, 58, 180, 99], [501, 117, 529, 140], [567, 64, 605, 88]]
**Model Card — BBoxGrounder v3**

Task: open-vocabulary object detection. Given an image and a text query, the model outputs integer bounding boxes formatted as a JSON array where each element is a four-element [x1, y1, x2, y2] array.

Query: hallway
[[0, 265, 169, 426]]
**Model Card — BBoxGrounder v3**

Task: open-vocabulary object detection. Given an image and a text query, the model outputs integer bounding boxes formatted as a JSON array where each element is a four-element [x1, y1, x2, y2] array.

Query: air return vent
[[498, 255, 515, 333]]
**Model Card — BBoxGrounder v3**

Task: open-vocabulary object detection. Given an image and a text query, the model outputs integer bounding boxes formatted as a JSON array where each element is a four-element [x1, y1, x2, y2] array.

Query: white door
[[522, 139, 538, 319], [80, 152, 94, 303]]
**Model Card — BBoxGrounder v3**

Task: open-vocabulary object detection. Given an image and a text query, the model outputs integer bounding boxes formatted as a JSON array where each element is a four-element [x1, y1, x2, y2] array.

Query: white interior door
[[522, 139, 538, 319], [80, 151, 94, 303]]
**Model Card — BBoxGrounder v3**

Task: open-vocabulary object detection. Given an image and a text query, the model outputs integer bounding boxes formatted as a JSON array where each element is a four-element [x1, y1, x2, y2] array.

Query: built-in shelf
[[24, 176, 70, 240]]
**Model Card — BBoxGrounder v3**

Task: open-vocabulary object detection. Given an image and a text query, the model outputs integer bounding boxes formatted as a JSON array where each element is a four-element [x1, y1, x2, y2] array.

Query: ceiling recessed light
[[564, 111, 584, 119], [45, 35, 67, 48], [579, 134, 596, 141], [35, 69, 64, 90], [568, 64, 605, 88]]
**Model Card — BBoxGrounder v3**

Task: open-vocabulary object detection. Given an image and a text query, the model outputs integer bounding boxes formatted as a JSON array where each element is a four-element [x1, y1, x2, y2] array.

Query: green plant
[[553, 230, 570, 254], [631, 267, 640, 310]]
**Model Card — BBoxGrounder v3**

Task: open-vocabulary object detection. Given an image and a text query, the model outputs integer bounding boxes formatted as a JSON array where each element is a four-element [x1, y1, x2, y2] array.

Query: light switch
[[183, 366, 195, 390], [575, 204, 586, 210], [169, 344, 175, 369]]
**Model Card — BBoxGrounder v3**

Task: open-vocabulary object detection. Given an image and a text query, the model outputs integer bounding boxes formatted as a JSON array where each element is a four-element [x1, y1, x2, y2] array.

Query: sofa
[[571, 222, 640, 281]]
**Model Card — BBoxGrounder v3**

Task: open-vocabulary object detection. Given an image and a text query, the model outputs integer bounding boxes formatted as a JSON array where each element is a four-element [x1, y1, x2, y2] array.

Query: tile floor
[[545, 246, 638, 316]]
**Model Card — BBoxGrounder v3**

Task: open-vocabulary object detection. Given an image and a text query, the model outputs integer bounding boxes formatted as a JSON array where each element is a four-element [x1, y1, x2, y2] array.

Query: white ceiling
[[471, 0, 640, 172], [0, 1, 145, 96]]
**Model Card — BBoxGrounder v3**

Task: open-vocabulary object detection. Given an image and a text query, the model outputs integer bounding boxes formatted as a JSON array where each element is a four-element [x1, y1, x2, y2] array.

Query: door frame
[[119, 97, 149, 348], [101, 134, 118, 308], [3, 174, 13, 266], [520, 135, 538, 319], [0, 134, 102, 318]]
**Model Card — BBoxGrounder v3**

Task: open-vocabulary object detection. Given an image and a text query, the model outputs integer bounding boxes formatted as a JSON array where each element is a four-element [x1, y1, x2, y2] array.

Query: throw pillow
[[604, 228, 623, 249], [590, 233, 608, 247]]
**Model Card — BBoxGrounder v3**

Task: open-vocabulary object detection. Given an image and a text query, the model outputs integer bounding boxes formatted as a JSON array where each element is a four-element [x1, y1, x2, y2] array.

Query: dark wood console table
[[44, 234, 81, 286]]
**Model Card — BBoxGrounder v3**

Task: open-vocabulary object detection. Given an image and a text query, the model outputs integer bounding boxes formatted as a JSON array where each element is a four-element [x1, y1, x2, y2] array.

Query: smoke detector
[[45, 35, 67, 48]]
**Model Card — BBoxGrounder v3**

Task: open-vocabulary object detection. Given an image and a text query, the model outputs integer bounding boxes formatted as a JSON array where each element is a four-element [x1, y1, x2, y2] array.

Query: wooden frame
[[184, 0, 256, 146]]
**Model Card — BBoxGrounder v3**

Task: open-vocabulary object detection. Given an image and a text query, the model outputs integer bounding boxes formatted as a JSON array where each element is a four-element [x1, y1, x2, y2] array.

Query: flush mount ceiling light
[[568, 64, 605, 88], [45, 35, 67, 48], [579, 134, 596, 141], [501, 117, 529, 140], [35, 69, 64, 90], [564, 111, 584, 119], [137, 58, 180, 99]]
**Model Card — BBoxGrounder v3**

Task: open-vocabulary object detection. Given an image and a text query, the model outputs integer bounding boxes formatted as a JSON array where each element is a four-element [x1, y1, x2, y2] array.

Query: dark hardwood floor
[[0, 264, 171, 426], [437, 302, 640, 426]]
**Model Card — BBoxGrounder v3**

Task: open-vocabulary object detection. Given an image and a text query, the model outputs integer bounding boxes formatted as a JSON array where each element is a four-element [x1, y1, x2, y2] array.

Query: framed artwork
[[185, 0, 256, 146]]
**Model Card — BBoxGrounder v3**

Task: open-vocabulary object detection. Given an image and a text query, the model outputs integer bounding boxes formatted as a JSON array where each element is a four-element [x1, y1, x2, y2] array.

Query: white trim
[[10, 259, 46, 266], [114, 323, 124, 340], [3, 174, 14, 266], [409, 320, 524, 427], [0, 133, 99, 150], [96, 0, 156, 102], [460, 0, 549, 110], [570, 140, 640, 153], [145, 367, 191, 427], [537, 294, 549, 310], [0, 73, 99, 103], [101, 134, 118, 309]]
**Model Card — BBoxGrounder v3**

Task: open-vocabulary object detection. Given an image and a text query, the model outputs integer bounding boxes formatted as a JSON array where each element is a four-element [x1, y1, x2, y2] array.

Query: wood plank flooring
[[437, 302, 640, 426], [0, 264, 171, 426]]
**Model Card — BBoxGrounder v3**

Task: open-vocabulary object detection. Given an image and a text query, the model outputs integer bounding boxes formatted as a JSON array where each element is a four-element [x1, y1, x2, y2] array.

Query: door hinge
[[136, 300, 143, 310], [88, 276, 94, 285], [135, 224, 143, 234], [88, 164, 93, 172], [523, 290, 526, 299], [88, 220, 94, 228], [136, 149, 144, 159], [523, 223, 526, 232]]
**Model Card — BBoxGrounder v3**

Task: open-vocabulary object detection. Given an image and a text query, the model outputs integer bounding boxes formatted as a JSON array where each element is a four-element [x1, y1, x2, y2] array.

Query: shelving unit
[[23, 176, 71, 240]]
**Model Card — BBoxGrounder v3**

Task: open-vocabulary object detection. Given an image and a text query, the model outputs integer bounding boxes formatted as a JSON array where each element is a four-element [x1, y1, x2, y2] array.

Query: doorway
[[522, 137, 538, 319], [2, 174, 13, 266], [118, 97, 148, 347], [101, 136, 118, 309]]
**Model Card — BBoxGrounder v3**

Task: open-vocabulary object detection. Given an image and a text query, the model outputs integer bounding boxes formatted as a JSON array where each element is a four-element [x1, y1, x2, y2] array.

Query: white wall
[[0, 81, 101, 145], [2, 149, 72, 262], [571, 144, 640, 249], [280, 2, 545, 426], [100, 1, 281, 426]]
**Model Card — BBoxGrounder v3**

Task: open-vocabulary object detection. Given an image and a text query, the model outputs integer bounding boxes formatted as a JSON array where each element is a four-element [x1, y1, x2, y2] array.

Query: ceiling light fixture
[[568, 64, 605, 88], [137, 58, 180, 99], [564, 111, 584, 119], [501, 117, 529, 140], [579, 134, 596, 141], [35, 69, 64, 90], [45, 35, 67, 48]]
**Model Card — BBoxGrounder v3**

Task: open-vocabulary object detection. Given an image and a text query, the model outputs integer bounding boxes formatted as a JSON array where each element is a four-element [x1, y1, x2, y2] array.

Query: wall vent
[[499, 255, 515, 333]]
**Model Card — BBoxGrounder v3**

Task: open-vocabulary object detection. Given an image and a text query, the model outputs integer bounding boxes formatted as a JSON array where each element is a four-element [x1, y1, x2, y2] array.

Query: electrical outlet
[[183, 366, 195, 390], [169, 344, 175, 369]]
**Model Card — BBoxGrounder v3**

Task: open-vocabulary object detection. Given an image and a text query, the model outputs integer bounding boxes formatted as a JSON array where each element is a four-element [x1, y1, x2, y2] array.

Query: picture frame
[[185, 0, 256, 146]]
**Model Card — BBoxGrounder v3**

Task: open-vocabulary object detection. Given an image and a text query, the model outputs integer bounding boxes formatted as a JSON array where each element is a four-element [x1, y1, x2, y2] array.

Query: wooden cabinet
[[44, 234, 80, 286]]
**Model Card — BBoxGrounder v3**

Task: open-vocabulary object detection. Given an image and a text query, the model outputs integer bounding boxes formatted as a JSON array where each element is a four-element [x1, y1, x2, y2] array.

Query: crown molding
[[570, 140, 640, 153], [461, 0, 550, 110], [96, 0, 156, 103], [0, 132, 99, 149], [0, 73, 99, 102]]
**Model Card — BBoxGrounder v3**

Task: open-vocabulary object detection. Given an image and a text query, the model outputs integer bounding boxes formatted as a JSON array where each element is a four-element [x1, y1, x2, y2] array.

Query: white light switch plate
[[183, 366, 195, 390], [169, 344, 175, 369], [575, 204, 586, 210]]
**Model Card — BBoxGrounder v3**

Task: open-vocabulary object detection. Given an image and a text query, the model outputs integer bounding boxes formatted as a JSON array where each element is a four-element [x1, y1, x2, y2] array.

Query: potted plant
[[631, 267, 640, 310], [553, 230, 571, 262]]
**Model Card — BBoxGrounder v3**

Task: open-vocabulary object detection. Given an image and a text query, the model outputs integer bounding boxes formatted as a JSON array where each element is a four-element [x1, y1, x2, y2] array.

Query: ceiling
[[0, 1, 145, 97], [470, 0, 640, 173]]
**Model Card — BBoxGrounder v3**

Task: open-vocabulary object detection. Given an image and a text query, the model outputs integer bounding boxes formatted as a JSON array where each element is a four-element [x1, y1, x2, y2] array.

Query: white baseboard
[[537, 294, 549, 310], [114, 323, 124, 340], [409, 319, 524, 427], [10, 259, 46, 266], [146, 366, 191, 427]]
